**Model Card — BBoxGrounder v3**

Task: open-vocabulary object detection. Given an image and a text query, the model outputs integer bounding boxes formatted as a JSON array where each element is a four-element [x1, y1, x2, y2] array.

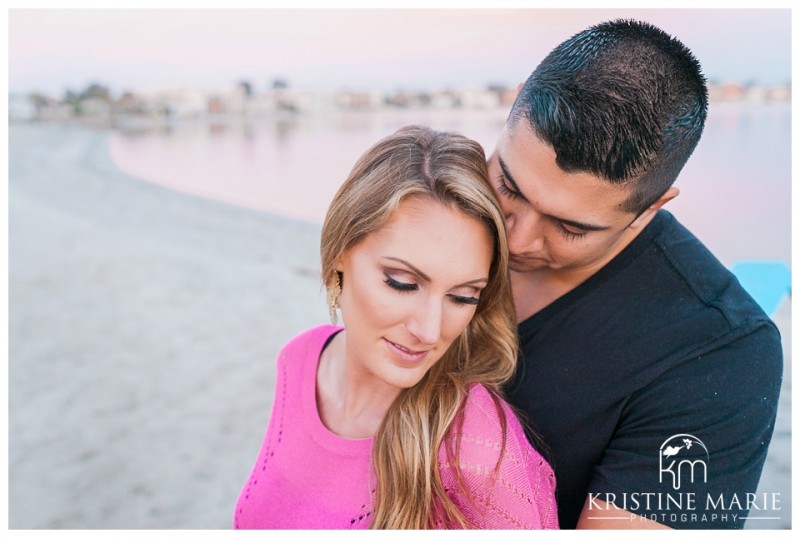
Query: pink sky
[[8, 8, 791, 96]]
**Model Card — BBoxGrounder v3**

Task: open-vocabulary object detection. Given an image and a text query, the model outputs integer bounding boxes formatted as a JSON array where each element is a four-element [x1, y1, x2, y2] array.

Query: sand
[[7, 122, 792, 529], [9, 122, 327, 528]]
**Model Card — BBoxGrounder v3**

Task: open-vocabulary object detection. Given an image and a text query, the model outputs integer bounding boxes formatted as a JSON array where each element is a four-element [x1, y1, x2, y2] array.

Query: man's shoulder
[[516, 211, 780, 384], [587, 211, 772, 330], [648, 212, 776, 328], [649, 212, 732, 290]]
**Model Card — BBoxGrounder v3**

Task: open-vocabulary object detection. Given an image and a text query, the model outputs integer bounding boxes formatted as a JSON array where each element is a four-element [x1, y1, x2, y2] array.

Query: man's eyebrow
[[555, 217, 610, 232], [497, 154, 610, 232]]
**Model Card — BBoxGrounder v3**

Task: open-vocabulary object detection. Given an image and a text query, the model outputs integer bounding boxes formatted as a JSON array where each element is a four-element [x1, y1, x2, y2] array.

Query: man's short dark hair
[[510, 19, 708, 214]]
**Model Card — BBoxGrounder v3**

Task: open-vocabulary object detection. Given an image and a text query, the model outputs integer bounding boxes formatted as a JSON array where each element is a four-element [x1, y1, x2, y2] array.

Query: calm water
[[108, 102, 791, 267]]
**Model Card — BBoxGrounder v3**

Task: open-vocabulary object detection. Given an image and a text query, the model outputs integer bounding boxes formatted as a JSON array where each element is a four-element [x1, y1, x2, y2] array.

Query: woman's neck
[[316, 330, 401, 439]]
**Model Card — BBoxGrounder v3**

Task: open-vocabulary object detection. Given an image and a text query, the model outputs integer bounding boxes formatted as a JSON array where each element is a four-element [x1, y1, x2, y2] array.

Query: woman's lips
[[384, 338, 430, 363]]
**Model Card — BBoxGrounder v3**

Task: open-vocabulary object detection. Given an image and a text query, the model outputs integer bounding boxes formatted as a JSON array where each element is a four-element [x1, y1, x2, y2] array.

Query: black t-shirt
[[506, 210, 783, 529]]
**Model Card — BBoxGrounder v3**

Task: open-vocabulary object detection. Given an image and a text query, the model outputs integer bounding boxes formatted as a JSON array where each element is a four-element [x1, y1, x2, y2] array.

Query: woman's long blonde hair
[[320, 125, 518, 529]]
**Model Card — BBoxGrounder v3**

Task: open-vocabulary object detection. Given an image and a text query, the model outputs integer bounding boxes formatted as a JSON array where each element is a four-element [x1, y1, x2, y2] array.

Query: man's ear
[[517, 81, 524, 93], [629, 187, 680, 229]]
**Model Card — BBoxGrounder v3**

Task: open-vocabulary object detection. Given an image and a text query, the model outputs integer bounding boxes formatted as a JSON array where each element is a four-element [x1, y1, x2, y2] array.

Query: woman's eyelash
[[496, 177, 521, 199], [450, 295, 480, 306], [385, 274, 480, 306], [384, 275, 417, 293]]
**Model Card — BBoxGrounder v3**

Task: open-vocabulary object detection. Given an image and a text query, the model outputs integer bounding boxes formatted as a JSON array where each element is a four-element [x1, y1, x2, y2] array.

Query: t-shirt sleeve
[[439, 384, 559, 529], [586, 324, 783, 529]]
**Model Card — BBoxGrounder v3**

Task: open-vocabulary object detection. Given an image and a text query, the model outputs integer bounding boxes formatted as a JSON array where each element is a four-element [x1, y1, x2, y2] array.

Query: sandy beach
[[7, 122, 792, 529], [9, 122, 328, 528]]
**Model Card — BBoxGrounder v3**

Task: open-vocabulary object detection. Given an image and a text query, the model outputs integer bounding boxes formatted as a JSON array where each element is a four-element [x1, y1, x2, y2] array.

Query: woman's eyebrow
[[383, 257, 430, 282], [383, 257, 488, 288]]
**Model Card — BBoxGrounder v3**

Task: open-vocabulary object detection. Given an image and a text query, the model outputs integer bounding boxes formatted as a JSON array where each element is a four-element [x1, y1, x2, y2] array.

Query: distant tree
[[64, 89, 82, 114], [486, 83, 508, 93], [271, 78, 289, 90], [79, 83, 111, 101], [28, 92, 49, 110], [238, 80, 253, 97]]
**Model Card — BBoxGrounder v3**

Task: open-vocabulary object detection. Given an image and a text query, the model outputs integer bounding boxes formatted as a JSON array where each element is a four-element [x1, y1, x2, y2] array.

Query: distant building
[[135, 88, 208, 119], [13, 78, 789, 130], [334, 90, 384, 110], [429, 90, 458, 109], [385, 90, 425, 108], [80, 97, 112, 118], [457, 87, 500, 109], [498, 87, 518, 107], [709, 83, 745, 102], [9, 93, 37, 121], [115, 91, 146, 115], [766, 85, 791, 102], [37, 102, 74, 121]]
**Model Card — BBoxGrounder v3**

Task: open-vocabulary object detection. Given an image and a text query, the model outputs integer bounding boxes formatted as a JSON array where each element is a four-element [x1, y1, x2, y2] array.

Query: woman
[[234, 126, 557, 529]]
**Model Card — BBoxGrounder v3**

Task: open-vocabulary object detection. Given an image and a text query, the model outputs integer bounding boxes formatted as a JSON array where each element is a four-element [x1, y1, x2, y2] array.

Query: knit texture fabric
[[234, 325, 558, 529]]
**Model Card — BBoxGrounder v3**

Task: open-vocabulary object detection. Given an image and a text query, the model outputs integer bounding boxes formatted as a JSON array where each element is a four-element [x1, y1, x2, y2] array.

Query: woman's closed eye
[[384, 274, 417, 293], [448, 294, 480, 306], [385, 273, 481, 306]]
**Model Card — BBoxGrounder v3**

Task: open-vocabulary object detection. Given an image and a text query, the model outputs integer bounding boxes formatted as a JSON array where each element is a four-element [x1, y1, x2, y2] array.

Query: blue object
[[730, 261, 791, 317]]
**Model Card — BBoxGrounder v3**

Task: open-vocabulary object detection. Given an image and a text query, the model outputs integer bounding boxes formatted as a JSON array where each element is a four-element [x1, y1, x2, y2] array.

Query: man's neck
[[511, 267, 589, 322]]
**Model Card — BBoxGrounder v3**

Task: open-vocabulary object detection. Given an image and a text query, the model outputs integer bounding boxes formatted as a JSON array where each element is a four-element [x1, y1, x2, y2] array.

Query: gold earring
[[328, 273, 341, 325]]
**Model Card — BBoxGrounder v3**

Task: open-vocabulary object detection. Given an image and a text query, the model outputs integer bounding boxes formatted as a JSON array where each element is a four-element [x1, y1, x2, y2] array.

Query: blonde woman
[[234, 126, 557, 529]]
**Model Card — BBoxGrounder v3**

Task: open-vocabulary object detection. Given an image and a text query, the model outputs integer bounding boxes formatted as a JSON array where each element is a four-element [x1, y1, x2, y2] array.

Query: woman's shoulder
[[279, 324, 342, 359], [439, 384, 559, 529], [461, 385, 554, 476], [457, 384, 520, 441]]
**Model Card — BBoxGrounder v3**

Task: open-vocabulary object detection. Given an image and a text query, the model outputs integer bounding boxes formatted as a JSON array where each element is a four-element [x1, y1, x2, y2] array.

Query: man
[[490, 19, 783, 529]]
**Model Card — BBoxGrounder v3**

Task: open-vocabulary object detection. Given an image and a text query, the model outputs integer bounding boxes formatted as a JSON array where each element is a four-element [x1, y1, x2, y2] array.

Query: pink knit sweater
[[234, 325, 558, 529]]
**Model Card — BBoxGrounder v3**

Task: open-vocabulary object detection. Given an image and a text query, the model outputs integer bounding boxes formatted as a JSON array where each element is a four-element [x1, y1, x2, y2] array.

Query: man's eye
[[557, 224, 587, 240], [496, 176, 521, 200]]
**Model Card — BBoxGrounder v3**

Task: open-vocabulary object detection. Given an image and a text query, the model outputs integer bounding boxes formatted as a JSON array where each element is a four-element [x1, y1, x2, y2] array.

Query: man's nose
[[506, 210, 544, 254]]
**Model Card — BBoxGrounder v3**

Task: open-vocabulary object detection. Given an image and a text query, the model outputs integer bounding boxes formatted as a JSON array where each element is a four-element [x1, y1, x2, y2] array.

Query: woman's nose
[[406, 298, 442, 346]]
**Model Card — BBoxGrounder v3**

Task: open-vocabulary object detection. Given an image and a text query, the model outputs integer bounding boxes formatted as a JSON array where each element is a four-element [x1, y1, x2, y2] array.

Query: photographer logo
[[659, 434, 708, 490]]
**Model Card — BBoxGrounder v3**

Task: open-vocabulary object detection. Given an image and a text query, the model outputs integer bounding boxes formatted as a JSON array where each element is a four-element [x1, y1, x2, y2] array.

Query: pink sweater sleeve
[[437, 384, 559, 529]]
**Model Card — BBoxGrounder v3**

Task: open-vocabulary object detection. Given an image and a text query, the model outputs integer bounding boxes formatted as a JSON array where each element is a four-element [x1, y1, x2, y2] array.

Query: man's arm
[[581, 324, 782, 530]]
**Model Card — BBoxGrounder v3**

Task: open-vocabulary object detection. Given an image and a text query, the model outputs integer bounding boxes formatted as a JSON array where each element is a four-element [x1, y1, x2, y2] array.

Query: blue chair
[[730, 261, 791, 317]]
